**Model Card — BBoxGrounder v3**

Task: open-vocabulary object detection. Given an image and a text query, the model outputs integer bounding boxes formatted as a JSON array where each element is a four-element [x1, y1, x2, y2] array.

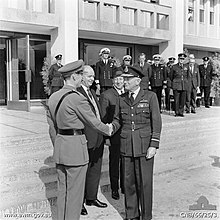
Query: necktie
[[130, 92, 135, 105]]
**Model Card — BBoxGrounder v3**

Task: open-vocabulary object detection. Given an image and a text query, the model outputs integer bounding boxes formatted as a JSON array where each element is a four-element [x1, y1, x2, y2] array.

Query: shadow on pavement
[[209, 155, 220, 168]]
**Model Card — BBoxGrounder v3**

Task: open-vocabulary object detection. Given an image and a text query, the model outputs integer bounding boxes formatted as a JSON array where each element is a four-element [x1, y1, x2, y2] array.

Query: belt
[[58, 129, 84, 135]]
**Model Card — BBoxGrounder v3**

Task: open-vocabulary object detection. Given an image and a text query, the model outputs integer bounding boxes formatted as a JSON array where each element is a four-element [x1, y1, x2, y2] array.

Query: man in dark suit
[[185, 54, 200, 113], [47, 60, 112, 220], [133, 53, 152, 90], [100, 69, 125, 200], [112, 66, 162, 220], [170, 53, 189, 117], [150, 54, 167, 111], [78, 65, 108, 215], [199, 56, 214, 108], [95, 48, 116, 93], [48, 54, 64, 94]]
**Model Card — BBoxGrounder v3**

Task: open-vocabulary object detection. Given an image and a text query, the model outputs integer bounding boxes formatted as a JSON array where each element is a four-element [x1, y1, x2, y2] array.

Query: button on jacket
[[170, 64, 189, 91], [113, 88, 162, 157]]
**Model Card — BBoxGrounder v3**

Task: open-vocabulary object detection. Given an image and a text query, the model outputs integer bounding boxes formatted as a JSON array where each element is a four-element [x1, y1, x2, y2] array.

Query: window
[[141, 10, 154, 28], [199, 0, 205, 23], [210, 0, 215, 25], [188, 0, 195, 22]]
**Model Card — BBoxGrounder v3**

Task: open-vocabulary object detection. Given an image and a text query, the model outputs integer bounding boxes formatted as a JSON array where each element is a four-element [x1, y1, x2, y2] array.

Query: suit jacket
[[133, 62, 152, 89], [170, 63, 189, 91], [187, 63, 200, 89], [95, 59, 116, 87], [112, 88, 162, 157], [77, 86, 103, 149], [48, 63, 64, 87], [48, 85, 109, 166], [100, 87, 121, 144], [166, 63, 174, 88], [199, 64, 214, 87], [150, 64, 166, 87]]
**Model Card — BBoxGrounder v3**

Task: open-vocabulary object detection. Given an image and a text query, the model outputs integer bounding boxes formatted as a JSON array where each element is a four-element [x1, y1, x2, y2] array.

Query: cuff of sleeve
[[150, 140, 159, 149]]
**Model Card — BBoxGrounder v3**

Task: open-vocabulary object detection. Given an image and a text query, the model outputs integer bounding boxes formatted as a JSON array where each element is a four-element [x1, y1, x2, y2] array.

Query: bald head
[[82, 65, 95, 88]]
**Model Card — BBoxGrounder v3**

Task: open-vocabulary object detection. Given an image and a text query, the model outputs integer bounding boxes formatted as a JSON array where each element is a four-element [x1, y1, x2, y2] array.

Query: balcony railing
[[79, 0, 171, 31], [0, 0, 55, 13]]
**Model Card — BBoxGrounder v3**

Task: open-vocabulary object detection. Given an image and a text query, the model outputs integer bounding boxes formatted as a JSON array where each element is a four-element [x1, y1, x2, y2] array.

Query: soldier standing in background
[[48, 54, 64, 94], [185, 54, 200, 114], [133, 53, 152, 90], [199, 56, 214, 108], [165, 57, 176, 111], [95, 48, 116, 93], [121, 55, 132, 72], [150, 54, 167, 112], [170, 53, 189, 117]]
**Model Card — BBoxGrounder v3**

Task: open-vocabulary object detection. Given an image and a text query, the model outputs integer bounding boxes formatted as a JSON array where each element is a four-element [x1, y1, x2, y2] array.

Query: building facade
[[0, 0, 219, 110]]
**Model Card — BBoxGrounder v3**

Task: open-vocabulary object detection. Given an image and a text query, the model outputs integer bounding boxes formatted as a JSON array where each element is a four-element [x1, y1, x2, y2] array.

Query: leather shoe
[[191, 110, 196, 114], [81, 204, 88, 215], [112, 190, 120, 200], [186, 110, 190, 113], [205, 105, 210, 108], [179, 114, 184, 117], [85, 199, 107, 208]]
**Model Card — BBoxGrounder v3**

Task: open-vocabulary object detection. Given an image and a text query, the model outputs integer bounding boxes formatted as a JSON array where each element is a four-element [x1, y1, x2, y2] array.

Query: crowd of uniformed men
[[47, 48, 214, 220]]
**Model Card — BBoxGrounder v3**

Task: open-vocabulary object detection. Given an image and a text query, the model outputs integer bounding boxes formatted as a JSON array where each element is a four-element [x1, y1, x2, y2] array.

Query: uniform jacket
[[133, 62, 152, 89], [150, 64, 167, 87], [77, 86, 103, 150], [166, 63, 174, 88], [112, 88, 162, 157], [48, 63, 64, 87], [170, 63, 189, 91], [48, 85, 109, 166], [95, 59, 116, 87], [199, 64, 214, 87], [187, 63, 200, 89]]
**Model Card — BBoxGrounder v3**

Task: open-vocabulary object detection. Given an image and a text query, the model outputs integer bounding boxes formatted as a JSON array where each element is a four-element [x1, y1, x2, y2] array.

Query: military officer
[[133, 53, 152, 90], [48, 54, 64, 94], [112, 66, 162, 220], [150, 54, 167, 111], [185, 54, 200, 113], [165, 56, 176, 110], [121, 55, 132, 72], [100, 69, 125, 200], [47, 60, 112, 220], [170, 53, 189, 117], [199, 56, 214, 108], [95, 48, 116, 93]]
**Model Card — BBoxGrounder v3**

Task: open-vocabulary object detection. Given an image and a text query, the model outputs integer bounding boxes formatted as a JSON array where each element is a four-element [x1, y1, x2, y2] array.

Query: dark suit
[[100, 87, 122, 192], [199, 64, 214, 107], [185, 63, 200, 112], [48, 63, 64, 94], [165, 63, 173, 110], [95, 59, 116, 92], [150, 64, 166, 110], [170, 63, 189, 115], [77, 86, 104, 201], [133, 62, 152, 90], [112, 88, 162, 220], [48, 85, 110, 220]]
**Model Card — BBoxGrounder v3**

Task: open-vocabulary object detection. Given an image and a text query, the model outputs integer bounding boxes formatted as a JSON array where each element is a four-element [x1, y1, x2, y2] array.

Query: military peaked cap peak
[[178, 53, 187, 59], [123, 55, 132, 61], [99, 48, 110, 55], [202, 56, 209, 61], [153, 54, 161, 60], [168, 56, 176, 61]]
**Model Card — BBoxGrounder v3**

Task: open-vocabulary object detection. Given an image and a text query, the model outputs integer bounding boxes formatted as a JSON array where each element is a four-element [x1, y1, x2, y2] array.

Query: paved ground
[[0, 105, 220, 220]]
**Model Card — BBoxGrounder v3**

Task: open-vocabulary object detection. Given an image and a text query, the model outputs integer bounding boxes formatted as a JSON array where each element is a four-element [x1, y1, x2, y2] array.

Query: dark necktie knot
[[130, 92, 135, 104]]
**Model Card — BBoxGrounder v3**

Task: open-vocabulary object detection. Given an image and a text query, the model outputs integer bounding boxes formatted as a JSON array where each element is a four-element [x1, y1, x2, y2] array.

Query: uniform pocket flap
[[136, 107, 149, 114], [121, 109, 129, 114]]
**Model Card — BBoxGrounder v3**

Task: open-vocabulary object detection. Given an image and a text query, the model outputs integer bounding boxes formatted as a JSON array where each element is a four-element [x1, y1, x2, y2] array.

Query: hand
[[96, 84, 101, 91], [106, 123, 113, 136], [146, 147, 157, 159]]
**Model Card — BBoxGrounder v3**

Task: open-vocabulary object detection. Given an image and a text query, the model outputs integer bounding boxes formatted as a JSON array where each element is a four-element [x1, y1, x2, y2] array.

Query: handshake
[[106, 123, 114, 136]]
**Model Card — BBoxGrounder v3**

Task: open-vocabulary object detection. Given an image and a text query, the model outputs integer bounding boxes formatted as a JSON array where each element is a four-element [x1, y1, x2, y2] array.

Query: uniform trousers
[[173, 90, 186, 115], [186, 83, 197, 112], [165, 87, 171, 110], [121, 156, 154, 220], [151, 86, 163, 110], [85, 144, 104, 200], [56, 163, 88, 220], [200, 86, 211, 107]]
